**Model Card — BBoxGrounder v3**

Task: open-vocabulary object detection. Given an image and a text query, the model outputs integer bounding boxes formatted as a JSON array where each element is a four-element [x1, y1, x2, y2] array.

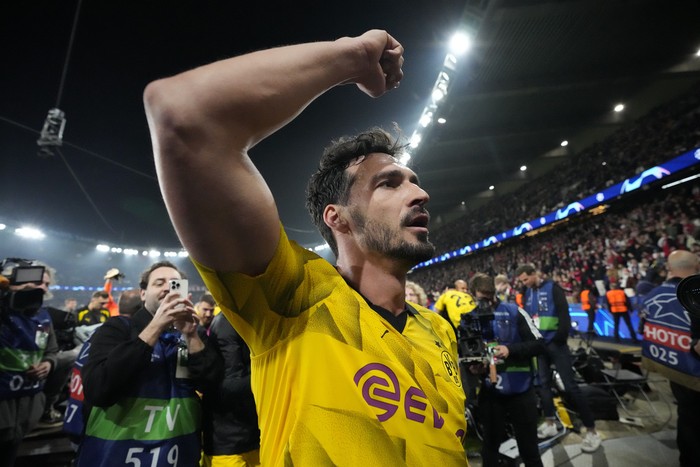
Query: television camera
[[0, 258, 46, 316], [677, 273, 700, 320], [458, 298, 499, 381]]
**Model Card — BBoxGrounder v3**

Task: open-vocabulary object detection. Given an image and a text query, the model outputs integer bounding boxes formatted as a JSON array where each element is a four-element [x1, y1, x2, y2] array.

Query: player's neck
[[336, 256, 407, 316]]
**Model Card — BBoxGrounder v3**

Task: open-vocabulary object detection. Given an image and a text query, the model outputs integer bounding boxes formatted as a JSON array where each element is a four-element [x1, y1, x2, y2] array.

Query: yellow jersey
[[434, 291, 476, 329], [194, 228, 467, 466]]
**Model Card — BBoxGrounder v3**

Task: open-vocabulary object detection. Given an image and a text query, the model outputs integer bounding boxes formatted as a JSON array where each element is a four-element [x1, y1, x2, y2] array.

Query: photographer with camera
[[74, 261, 223, 466], [0, 259, 58, 467], [465, 273, 545, 467], [641, 250, 700, 467]]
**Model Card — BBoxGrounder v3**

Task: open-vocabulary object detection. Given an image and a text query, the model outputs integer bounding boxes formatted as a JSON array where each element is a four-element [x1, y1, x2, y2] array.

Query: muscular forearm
[[145, 30, 403, 275]]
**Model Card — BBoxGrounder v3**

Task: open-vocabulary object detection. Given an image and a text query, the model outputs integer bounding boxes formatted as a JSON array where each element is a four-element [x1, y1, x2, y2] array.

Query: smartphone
[[169, 279, 189, 304]]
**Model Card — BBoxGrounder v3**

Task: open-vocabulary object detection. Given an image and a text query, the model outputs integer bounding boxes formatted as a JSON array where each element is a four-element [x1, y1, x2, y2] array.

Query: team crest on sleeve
[[441, 351, 461, 388]]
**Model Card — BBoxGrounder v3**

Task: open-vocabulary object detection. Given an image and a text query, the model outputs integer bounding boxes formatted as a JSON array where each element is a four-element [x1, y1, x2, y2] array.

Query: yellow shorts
[[201, 449, 260, 467]]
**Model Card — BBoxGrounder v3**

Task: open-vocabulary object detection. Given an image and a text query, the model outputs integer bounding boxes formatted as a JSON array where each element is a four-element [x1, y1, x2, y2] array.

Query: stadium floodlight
[[489, 185, 495, 191], [614, 103, 624, 112], [15, 227, 45, 239], [419, 109, 434, 128], [177, 251, 189, 258], [96, 244, 110, 252], [409, 132, 422, 149], [148, 250, 161, 258], [561, 140, 569, 147], [398, 151, 411, 165], [443, 53, 458, 71], [0, 223, 6, 231], [437, 117, 446, 124], [520, 165, 527, 171], [449, 32, 472, 56], [123, 249, 139, 256]]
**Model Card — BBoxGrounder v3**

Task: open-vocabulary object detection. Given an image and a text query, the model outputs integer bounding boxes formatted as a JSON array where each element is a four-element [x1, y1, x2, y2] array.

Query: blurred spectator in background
[[40, 266, 80, 428], [434, 279, 476, 330], [605, 282, 639, 343], [76, 291, 110, 326], [117, 289, 142, 317], [494, 274, 516, 304], [201, 312, 260, 466], [63, 298, 78, 314], [405, 280, 428, 308], [102, 268, 125, 317], [579, 285, 599, 335], [194, 292, 216, 334]]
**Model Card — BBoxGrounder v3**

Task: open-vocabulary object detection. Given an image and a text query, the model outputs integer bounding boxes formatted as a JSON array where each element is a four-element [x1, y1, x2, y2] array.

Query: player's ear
[[323, 204, 350, 234]]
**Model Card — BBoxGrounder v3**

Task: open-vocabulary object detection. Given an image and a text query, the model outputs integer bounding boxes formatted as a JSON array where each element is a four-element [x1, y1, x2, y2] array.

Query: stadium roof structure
[[411, 0, 700, 229]]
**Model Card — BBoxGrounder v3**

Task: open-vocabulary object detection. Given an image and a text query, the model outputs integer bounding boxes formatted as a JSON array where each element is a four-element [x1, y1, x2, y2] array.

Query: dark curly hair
[[305, 128, 406, 257]]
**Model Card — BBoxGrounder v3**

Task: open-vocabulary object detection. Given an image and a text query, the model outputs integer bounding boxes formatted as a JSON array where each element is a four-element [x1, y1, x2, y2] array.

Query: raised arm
[[144, 30, 404, 275]]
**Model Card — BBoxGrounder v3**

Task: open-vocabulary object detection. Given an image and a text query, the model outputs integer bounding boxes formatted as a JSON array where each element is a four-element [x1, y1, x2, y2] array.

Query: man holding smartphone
[[75, 261, 223, 466]]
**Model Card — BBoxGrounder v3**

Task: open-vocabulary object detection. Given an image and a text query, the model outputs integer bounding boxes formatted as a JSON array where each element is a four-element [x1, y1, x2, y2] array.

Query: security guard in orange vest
[[605, 283, 639, 343]]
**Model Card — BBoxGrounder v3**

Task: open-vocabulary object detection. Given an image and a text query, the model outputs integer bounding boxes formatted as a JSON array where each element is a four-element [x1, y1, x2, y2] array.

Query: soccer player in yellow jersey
[[145, 30, 468, 466], [434, 279, 477, 329]]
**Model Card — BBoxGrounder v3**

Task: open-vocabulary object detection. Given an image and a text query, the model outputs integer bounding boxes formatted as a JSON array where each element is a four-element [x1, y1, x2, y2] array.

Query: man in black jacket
[[202, 312, 260, 466]]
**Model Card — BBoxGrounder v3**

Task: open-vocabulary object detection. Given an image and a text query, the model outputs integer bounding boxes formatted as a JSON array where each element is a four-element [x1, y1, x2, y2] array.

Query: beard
[[350, 207, 435, 265]]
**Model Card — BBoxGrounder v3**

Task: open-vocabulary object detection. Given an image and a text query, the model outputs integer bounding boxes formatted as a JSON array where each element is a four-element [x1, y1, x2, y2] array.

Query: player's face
[[345, 153, 435, 265], [141, 267, 181, 314]]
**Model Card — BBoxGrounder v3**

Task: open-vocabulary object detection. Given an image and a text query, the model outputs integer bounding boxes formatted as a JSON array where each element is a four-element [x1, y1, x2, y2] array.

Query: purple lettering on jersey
[[354, 363, 400, 421], [404, 387, 428, 423], [354, 362, 454, 432], [432, 407, 445, 429]]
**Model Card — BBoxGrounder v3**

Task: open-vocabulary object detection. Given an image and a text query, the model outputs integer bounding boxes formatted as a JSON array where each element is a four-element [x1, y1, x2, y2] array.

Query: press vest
[[642, 280, 700, 391], [524, 280, 559, 343], [606, 289, 628, 313], [0, 308, 52, 399], [484, 302, 536, 395], [75, 329, 201, 467]]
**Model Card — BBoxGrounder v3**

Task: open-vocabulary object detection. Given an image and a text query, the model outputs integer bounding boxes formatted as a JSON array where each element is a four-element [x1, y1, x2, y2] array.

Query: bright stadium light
[[15, 227, 45, 239], [96, 244, 110, 252], [520, 165, 527, 171], [614, 103, 624, 112], [410, 132, 422, 149], [561, 140, 569, 147], [0, 224, 6, 231], [449, 32, 472, 55]]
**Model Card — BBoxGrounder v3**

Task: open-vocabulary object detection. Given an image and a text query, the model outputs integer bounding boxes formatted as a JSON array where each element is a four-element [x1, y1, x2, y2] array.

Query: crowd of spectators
[[430, 83, 700, 255], [410, 184, 700, 306], [409, 82, 700, 303]]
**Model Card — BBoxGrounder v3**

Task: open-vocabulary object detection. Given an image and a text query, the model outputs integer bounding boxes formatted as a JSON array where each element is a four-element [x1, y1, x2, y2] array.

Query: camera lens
[[677, 274, 700, 319]]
